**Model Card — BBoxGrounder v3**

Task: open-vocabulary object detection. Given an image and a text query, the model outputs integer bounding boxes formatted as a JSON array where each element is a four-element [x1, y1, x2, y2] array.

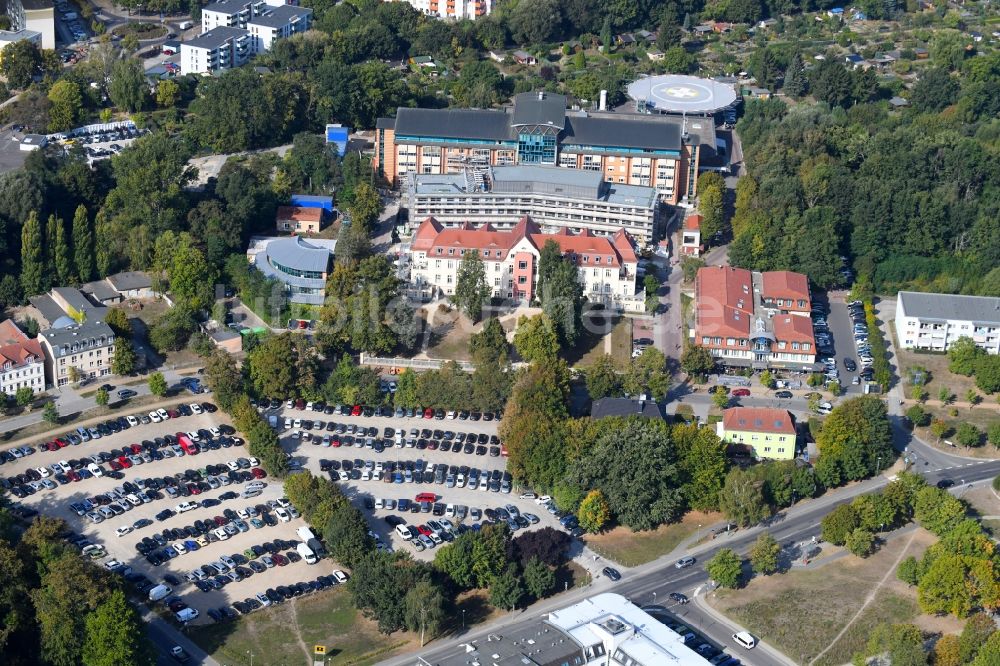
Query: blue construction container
[[290, 194, 334, 212]]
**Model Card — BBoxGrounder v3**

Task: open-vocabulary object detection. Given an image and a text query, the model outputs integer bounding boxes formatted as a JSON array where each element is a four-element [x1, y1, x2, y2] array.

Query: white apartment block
[[895, 291, 1000, 355], [407, 165, 661, 246], [38, 320, 115, 388], [409, 216, 644, 312], [201, 0, 265, 31], [180, 26, 250, 75], [5, 0, 54, 49], [0, 320, 46, 395], [392, 0, 492, 20], [246, 5, 312, 54]]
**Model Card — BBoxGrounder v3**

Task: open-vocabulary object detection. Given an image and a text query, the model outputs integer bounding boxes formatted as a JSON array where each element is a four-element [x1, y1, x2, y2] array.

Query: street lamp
[[652, 591, 657, 604], [462, 609, 466, 629], [246, 650, 253, 666]]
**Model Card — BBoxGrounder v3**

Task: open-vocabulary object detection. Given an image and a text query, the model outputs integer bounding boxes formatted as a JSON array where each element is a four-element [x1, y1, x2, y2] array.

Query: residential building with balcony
[[201, 0, 265, 31], [5, 0, 54, 49], [246, 4, 311, 54], [38, 320, 115, 388], [407, 165, 660, 246], [0, 319, 45, 395], [180, 26, 250, 75], [693, 265, 817, 370], [409, 216, 643, 312], [394, 0, 492, 20], [895, 291, 1000, 355], [717, 407, 797, 461], [375, 91, 710, 205]]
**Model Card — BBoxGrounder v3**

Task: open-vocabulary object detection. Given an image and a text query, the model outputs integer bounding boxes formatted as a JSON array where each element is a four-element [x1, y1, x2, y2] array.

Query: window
[[518, 276, 527, 284], [482, 250, 488, 257], [518, 261, 527, 269]]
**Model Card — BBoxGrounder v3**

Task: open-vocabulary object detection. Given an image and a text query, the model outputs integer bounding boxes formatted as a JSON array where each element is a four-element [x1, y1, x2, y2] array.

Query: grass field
[[583, 511, 718, 566], [569, 317, 631, 368], [188, 587, 415, 665], [708, 529, 936, 666]]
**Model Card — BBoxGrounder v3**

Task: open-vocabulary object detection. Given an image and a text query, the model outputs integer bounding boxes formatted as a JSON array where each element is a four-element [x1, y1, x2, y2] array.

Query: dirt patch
[[584, 511, 720, 566]]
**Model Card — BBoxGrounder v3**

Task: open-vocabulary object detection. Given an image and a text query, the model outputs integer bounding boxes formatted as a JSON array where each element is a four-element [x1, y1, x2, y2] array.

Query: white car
[[149, 410, 162, 423], [275, 497, 291, 508], [535, 495, 552, 505], [213, 527, 230, 541], [58, 460, 71, 473], [190, 403, 203, 414], [126, 415, 139, 427], [275, 507, 291, 522], [248, 456, 259, 467], [173, 542, 187, 555], [175, 501, 198, 513], [226, 460, 240, 471], [186, 431, 200, 442], [115, 525, 133, 537], [332, 570, 349, 584], [156, 408, 169, 420], [519, 492, 537, 500], [35, 466, 50, 479], [210, 427, 221, 438]]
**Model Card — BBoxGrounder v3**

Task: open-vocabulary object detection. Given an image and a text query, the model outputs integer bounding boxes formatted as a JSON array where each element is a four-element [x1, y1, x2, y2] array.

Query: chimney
[[599, 89, 607, 111]]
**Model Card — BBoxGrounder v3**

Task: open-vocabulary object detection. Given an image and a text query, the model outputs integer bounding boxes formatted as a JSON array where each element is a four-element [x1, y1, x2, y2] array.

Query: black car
[[602, 567, 622, 581], [936, 478, 955, 489], [385, 515, 406, 527], [668, 592, 689, 604], [844, 358, 857, 372], [774, 390, 793, 399]]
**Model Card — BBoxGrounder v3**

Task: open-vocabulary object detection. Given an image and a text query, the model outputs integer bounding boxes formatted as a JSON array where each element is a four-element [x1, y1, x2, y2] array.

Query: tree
[[72, 205, 95, 282], [14, 386, 34, 407], [956, 422, 982, 448], [913, 486, 966, 536], [513, 314, 560, 364], [111, 338, 137, 376], [706, 549, 743, 588], [821, 504, 859, 545], [109, 58, 146, 112], [974, 355, 1000, 394], [698, 173, 726, 239], [749, 532, 780, 575], [348, 182, 381, 233], [911, 67, 959, 112], [82, 589, 154, 666], [47, 80, 83, 132], [624, 347, 670, 401], [930, 419, 949, 440], [489, 565, 525, 610], [0, 40, 42, 88], [681, 344, 715, 377], [783, 52, 807, 97], [948, 336, 984, 376], [403, 580, 446, 639], [934, 635, 962, 666], [712, 390, 730, 410], [905, 405, 929, 428], [104, 308, 130, 337], [20, 211, 45, 297], [523, 557, 555, 600], [865, 623, 928, 666], [988, 422, 1000, 449], [576, 489, 611, 533], [719, 467, 770, 527], [433, 533, 477, 588], [897, 556, 922, 586], [676, 424, 729, 512], [95, 388, 109, 407], [814, 396, 894, 487], [155, 78, 180, 108], [148, 372, 167, 397], [452, 251, 491, 322], [959, 612, 997, 663], [585, 354, 621, 399], [970, 632, 1000, 666], [52, 213, 74, 285], [513, 527, 571, 567], [845, 528, 875, 557], [508, 0, 561, 45]]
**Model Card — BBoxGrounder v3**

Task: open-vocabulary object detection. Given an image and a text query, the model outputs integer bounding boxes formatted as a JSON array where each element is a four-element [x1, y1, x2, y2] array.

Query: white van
[[296, 542, 317, 564], [175, 608, 199, 623], [732, 632, 757, 649], [178, 20, 194, 30], [148, 584, 172, 601], [395, 524, 413, 540]]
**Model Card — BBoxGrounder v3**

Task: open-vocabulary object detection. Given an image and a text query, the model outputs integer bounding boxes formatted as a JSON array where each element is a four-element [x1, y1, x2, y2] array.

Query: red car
[[732, 388, 751, 397], [187, 484, 201, 495], [109, 460, 123, 471], [331, 438, 341, 448], [55, 438, 69, 448], [213, 516, 226, 526], [416, 524, 432, 537], [251, 467, 266, 479], [351, 405, 362, 416], [130, 443, 143, 454], [423, 408, 434, 419], [272, 554, 288, 566], [117, 456, 132, 469], [295, 399, 305, 410], [45, 442, 58, 452], [67, 470, 81, 482]]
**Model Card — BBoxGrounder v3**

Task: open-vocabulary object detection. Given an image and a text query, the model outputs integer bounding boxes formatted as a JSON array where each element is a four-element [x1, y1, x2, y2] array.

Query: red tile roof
[[0, 320, 43, 369], [762, 271, 810, 305], [723, 407, 795, 435], [684, 215, 702, 231], [276, 206, 323, 223], [695, 266, 753, 339], [773, 314, 815, 344]]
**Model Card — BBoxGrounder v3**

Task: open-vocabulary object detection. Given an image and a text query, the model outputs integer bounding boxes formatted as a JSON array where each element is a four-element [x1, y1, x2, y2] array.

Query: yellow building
[[716, 407, 796, 461]]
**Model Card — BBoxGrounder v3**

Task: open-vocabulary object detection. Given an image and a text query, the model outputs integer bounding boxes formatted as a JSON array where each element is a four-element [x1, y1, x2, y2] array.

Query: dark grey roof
[[39, 320, 115, 354], [264, 236, 332, 274], [899, 291, 1000, 325], [511, 91, 567, 129], [29, 295, 66, 326], [106, 271, 152, 292], [393, 107, 512, 141], [185, 26, 248, 50], [247, 4, 311, 28], [591, 398, 667, 420], [376, 117, 395, 130], [564, 115, 681, 151], [80, 280, 120, 302], [202, 0, 254, 14]]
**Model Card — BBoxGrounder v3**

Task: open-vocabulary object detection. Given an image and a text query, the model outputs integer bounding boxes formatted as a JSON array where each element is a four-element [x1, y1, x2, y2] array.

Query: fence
[[359, 354, 475, 372]]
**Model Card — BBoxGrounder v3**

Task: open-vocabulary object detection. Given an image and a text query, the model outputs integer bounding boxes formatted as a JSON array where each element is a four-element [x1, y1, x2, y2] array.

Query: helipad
[[627, 74, 738, 115]]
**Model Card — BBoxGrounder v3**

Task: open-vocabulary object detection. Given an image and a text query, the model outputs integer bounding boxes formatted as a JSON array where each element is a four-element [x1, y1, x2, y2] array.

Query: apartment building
[[407, 165, 660, 245], [246, 4, 311, 54], [5, 0, 54, 49], [895, 291, 1000, 354], [0, 27, 40, 53], [0, 320, 45, 395], [409, 216, 643, 311], [694, 265, 816, 370], [717, 407, 797, 461], [38, 320, 116, 388], [393, 0, 492, 20], [375, 91, 710, 205], [180, 26, 250, 75], [201, 0, 265, 31]]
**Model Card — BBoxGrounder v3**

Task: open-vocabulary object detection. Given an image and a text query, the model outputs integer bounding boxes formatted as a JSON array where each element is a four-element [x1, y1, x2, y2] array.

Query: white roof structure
[[627, 74, 738, 115]]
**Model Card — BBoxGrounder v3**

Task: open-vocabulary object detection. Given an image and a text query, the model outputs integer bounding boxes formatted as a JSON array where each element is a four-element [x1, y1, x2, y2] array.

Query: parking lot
[[815, 294, 875, 394], [271, 401, 571, 561], [0, 401, 331, 625]]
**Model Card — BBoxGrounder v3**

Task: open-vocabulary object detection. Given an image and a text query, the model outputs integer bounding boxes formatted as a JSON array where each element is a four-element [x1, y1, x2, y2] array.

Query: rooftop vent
[[600, 617, 629, 635]]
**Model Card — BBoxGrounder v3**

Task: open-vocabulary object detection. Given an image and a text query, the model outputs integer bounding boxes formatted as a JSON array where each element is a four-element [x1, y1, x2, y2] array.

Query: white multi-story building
[[38, 320, 116, 388], [407, 165, 661, 246], [201, 0, 265, 31], [246, 5, 312, 54], [0, 28, 41, 52], [5, 0, 54, 49], [392, 0, 492, 20], [0, 320, 46, 395], [409, 216, 644, 312], [895, 291, 1000, 354], [180, 26, 250, 75]]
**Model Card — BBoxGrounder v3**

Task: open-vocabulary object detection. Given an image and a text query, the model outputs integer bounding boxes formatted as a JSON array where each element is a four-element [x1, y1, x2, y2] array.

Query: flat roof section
[[899, 291, 1000, 325], [627, 74, 739, 115]]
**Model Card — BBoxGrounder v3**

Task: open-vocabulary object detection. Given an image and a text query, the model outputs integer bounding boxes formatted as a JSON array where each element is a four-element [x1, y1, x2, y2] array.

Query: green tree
[[623, 347, 670, 401], [95, 388, 109, 407], [865, 623, 928, 666], [719, 467, 770, 527], [905, 405, 929, 428], [52, 213, 75, 285], [681, 344, 715, 377], [488, 565, 525, 610], [452, 250, 491, 322], [112, 338, 137, 376], [759, 370, 776, 389], [783, 52, 808, 97], [148, 371, 167, 397], [970, 631, 1000, 666], [585, 354, 621, 399], [749, 532, 780, 575], [712, 389, 730, 410], [675, 424, 729, 511], [821, 504, 859, 545], [47, 80, 83, 132], [155, 78, 180, 108], [513, 314, 560, 364], [948, 336, 984, 376], [403, 580, 446, 639], [15, 385, 34, 406], [934, 634, 962, 666], [43, 400, 59, 424], [433, 532, 476, 589], [897, 556, 922, 586], [698, 172, 726, 239], [959, 612, 997, 663], [72, 205, 95, 282], [104, 309, 131, 337], [845, 528, 875, 557], [0, 39, 42, 88], [109, 58, 146, 112], [523, 557, 555, 600], [814, 396, 894, 487], [956, 422, 982, 448], [20, 210, 45, 296], [576, 489, 611, 533], [706, 548, 743, 588], [348, 181, 381, 233], [988, 422, 1000, 449], [974, 355, 1000, 394], [471, 523, 510, 588], [394, 368, 419, 408], [82, 589, 154, 666]]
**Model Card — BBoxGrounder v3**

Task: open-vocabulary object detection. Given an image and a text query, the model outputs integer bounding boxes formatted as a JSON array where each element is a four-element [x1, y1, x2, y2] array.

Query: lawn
[[583, 510, 718, 567], [895, 342, 980, 403], [188, 587, 415, 665], [708, 529, 937, 666], [569, 317, 631, 368]]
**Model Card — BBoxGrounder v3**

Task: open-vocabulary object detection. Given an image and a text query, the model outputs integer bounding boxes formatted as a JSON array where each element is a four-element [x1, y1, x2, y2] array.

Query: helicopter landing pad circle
[[627, 74, 738, 114]]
